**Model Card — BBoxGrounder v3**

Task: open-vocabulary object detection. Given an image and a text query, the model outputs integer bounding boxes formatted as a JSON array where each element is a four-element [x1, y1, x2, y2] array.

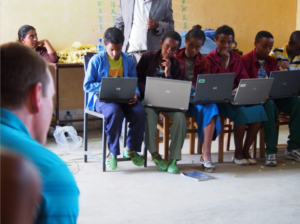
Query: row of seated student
[[3, 23, 298, 224], [17, 23, 300, 173], [83, 25, 300, 173]]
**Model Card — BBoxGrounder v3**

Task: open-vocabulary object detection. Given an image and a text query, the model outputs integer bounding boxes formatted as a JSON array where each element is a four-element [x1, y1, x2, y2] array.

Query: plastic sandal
[[105, 152, 117, 170], [200, 156, 215, 173], [152, 154, 168, 171], [123, 149, 144, 167], [167, 159, 179, 174]]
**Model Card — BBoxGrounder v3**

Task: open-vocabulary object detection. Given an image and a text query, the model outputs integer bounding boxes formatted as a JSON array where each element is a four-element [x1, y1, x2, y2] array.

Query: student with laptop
[[206, 25, 268, 166], [242, 31, 300, 166], [137, 30, 185, 174], [83, 27, 146, 170], [269, 30, 300, 71], [174, 25, 221, 172]]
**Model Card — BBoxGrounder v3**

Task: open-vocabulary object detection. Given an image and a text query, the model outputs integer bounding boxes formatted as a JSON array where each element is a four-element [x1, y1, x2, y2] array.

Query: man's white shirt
[[127, 0, 152, 52]]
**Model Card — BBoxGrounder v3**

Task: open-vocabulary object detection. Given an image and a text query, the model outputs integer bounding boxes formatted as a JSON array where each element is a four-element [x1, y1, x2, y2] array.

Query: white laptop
[[144, 77, 192, 111], [231, 78, 274, 105]]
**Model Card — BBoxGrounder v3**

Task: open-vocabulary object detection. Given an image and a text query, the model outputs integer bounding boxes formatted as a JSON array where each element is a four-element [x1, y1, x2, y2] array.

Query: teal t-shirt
[[0, 108, 79, 224]]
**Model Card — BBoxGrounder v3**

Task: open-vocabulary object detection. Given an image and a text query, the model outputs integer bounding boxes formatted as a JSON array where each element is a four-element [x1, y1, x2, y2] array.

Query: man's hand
[[220, 49, 230, 69], [161, 58, 171, 77], [280, 60, 290, 70], [147, 17, 159, 30], [128, 92, 138, 105]]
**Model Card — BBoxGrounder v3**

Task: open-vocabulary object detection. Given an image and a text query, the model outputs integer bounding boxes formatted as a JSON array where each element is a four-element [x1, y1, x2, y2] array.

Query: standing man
[[1, 42, 79, 223], [114, 0, 174, 63]]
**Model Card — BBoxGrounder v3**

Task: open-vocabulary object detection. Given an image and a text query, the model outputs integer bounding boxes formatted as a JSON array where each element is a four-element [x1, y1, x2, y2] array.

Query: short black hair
[[18, 25, 36, 42], [103, 27, 124, 45], [289, 30, 300, 44], [161, 30, 182, 49], [185, 25, 206, 44], [255, 31, 273, 42], [214, 25, 235, 41]]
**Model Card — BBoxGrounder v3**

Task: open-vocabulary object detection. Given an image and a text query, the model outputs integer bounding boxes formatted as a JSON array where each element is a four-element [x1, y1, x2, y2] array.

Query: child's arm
[[136, 55, 147, 99], [127, 56, 140, 98], [83, 57, 102, 93]]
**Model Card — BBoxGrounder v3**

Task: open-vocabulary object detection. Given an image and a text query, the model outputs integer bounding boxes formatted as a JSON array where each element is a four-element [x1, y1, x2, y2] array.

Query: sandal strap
[[151, 153, 162, 160]]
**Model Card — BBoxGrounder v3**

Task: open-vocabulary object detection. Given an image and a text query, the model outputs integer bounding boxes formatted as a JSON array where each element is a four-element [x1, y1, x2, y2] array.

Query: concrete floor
[[46, 126, 300, 224]]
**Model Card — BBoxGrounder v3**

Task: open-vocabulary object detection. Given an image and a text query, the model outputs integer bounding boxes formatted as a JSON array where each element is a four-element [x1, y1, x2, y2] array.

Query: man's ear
[[159, 40, 163, 48], [214, 38, 217, 44], [254, 41, 258, 48], [28, 83, 43, 113]]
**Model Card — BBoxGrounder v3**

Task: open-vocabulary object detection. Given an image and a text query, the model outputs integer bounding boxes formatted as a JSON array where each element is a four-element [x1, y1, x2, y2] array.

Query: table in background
[[53, 63, 84, 125]]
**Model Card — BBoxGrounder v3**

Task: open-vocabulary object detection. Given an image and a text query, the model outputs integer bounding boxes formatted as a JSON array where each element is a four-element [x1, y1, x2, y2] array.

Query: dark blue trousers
[[95, 100, 146, 156]]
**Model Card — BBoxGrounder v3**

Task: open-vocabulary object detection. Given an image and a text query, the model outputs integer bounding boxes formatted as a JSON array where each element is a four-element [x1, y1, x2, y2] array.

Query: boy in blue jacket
[[83, 27, 146, 170]]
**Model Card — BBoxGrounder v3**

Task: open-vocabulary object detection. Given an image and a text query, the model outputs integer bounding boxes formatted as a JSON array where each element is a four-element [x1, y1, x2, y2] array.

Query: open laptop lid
[[144, 77, 191, 111], [269, 70, 300, 99], [191, 73, 235, 104], [232, 78, 274, 105], [99, 77, 137, 103]]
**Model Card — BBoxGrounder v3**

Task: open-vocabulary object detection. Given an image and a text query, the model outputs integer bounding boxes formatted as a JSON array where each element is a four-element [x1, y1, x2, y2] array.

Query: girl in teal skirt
[[206, 25, 268, 165], [175, 25, 221, 172]]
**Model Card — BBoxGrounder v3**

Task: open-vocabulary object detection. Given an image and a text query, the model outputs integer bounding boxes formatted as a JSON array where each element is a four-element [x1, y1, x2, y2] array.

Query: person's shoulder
[[241, 50, 255, 62], [197, 53, 207, 62], [271, 46, 284, 55], [1, 126, 72, 180], [266, 54, 278, 63], [241, 49, 253, 58], [121, 52, 136, 65], [89, 51, 107, 65], [205, 49, 218, 62], [121, 51, 133, 60], [171, 56, 181, 68], [142, 51, 155, 57], [206, 49, 217, 57], [174, 48, 185, 60], [231, 50, 242, 58], [140, 50, 156, 61]]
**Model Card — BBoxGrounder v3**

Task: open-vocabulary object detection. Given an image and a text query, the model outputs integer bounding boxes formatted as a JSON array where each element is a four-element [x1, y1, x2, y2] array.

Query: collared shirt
[[206, 49, 249, 89], [270, 43, 300, 70], [242, 49, 279, 78], [136, 49, 183, 99], [174, 47, 210, 87], [0, 108, 79, 224], [127, 0, 152, 52]]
